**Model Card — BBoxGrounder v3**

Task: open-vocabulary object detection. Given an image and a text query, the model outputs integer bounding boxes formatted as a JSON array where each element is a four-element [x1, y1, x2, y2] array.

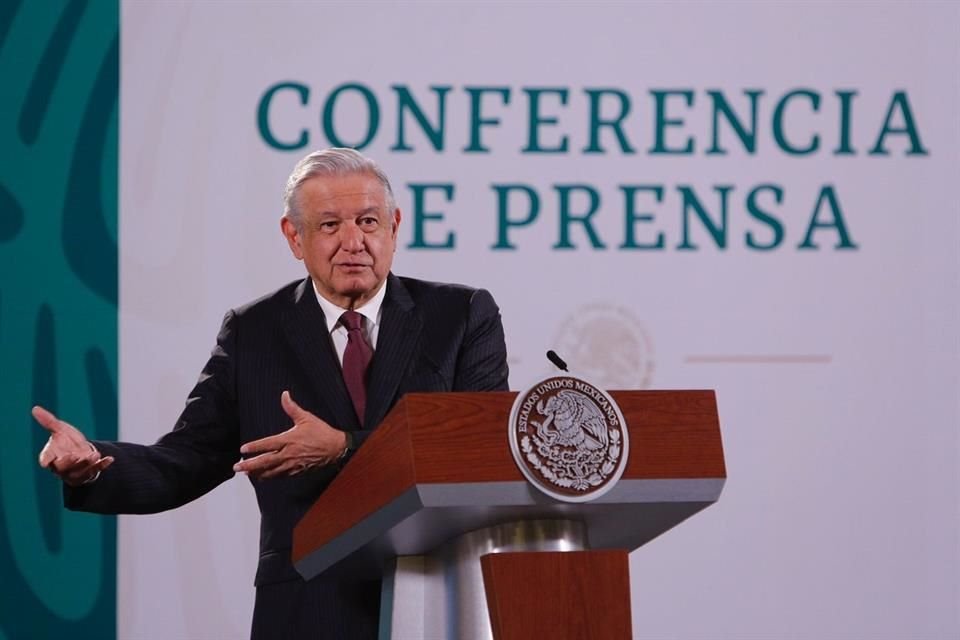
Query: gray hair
[[282, 147, 397, 228]]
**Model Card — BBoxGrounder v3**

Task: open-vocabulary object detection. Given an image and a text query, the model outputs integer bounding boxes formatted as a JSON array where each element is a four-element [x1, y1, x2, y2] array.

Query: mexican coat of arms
[[508, 375, 630, 502]]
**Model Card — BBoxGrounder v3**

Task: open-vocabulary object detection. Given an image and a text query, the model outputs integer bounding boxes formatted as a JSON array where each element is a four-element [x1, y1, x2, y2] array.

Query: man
[[32, 148, 510, 639]]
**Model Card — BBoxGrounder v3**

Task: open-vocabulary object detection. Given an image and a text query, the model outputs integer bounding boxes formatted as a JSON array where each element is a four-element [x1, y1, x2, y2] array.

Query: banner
[[116, 3, 959, 638]]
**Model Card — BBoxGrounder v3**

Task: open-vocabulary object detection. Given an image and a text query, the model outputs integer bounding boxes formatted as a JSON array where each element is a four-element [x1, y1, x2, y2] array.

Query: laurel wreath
[[521, 429, 621, 491]]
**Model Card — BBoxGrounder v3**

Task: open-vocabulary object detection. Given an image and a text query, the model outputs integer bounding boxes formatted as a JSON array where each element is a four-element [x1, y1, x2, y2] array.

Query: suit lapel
[[365, 274, 422, 430], [283, 279, 360, 431]]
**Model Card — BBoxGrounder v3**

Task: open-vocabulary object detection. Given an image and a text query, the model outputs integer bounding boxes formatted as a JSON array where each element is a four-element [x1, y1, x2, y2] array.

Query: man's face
[[281, 172, 401, 309]]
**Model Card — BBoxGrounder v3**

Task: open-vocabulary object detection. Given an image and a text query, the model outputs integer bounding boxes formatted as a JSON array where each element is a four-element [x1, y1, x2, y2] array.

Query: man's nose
[[340, 222, 364, 251]]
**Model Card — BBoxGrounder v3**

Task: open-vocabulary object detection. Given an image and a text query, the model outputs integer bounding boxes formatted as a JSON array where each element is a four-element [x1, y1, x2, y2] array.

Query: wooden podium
[[293, 390, 725, 639]]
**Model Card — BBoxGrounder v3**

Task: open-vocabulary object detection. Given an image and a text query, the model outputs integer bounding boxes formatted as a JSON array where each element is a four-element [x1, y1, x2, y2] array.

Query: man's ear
[[390, 208, 401, 238], [281, 216, 304, 260]]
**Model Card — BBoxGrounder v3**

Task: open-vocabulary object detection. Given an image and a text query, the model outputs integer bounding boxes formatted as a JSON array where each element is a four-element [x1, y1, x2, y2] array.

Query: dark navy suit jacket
[[64, 273, 510, 636]]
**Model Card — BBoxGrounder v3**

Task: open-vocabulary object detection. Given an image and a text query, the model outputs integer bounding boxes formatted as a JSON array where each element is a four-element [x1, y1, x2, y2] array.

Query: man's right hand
[[32, 406, 114, 487]]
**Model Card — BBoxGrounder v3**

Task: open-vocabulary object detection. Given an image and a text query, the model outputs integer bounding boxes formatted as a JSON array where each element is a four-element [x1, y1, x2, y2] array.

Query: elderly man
[[32, 148, 510, 639]]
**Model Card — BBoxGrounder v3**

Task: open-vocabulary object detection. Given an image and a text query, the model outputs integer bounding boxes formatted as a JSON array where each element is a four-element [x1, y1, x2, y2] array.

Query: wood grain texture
[[481, 550, 632, 640], [407, 391, 519, 482], [617, 390, 726, 479]]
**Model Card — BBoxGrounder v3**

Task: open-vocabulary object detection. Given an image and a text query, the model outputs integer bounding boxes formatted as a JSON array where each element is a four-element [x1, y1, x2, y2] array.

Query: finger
[[51, 449, 100, 476], [83, 456, 114, 475], [240, 432, 289, 456], [31, 406, 88, 447], [64, 454, 113, 485], [233, 450, 283, 475], [47, 452, 80, 474], [38, 440, 59, 468], [32, 406, 64, 434], [63, 460, 99, 485], [280, 391, 308, 422], [48, 455, 84, 478], [75, 448, 104, 471]]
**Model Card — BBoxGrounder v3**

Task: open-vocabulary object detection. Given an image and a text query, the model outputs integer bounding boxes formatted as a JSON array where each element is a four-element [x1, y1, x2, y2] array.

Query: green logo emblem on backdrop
[[0, 1, 118, 637]]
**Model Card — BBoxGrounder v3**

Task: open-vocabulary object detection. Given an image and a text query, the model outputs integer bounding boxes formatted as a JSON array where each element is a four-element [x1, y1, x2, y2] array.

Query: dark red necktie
[[340, 310, 373, 424]]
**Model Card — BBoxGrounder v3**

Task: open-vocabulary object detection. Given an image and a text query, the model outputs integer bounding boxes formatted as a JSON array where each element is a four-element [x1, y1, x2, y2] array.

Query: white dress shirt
[[312, 279, 386, 366]]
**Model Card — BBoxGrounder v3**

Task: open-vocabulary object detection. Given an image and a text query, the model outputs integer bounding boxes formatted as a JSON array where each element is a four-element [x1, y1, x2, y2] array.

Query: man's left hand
[[234, 391, 347, 480]]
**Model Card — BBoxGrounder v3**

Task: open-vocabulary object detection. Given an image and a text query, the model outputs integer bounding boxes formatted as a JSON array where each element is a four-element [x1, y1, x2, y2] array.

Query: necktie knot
[[341, 310, 364, 333]]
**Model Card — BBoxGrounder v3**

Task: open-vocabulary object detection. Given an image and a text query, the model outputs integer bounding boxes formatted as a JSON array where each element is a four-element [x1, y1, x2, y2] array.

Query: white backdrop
[[119, 2, 958, 638]]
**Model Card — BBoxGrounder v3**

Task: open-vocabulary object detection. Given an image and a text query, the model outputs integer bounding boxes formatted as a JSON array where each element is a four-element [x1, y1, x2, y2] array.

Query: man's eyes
[[314, 217, 379, 232]]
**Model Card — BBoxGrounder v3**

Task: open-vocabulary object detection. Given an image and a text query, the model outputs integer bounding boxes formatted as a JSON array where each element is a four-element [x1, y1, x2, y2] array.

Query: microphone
[[546, 350, 569, 372]]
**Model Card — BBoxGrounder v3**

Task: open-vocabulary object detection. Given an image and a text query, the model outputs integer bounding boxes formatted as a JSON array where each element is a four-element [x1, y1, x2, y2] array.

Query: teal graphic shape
[[0, 0, 118, 637]]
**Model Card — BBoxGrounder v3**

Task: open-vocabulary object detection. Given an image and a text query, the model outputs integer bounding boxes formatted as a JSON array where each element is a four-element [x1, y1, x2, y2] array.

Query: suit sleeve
[[452, 288, 510, 392], [64, 311, 242, 514]]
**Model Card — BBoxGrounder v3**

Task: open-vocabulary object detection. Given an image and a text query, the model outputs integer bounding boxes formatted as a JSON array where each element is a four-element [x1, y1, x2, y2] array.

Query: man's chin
[[333, 276, 380, 301]]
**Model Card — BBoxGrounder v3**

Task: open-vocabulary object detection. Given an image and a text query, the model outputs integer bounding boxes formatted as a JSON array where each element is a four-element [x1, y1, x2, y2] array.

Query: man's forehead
[[300, 175, 387, 210]]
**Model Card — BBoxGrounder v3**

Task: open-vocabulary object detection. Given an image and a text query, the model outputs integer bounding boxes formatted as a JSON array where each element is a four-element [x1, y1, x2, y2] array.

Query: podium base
[[482, 550, 632, 640], [379, 519, 587, 640]]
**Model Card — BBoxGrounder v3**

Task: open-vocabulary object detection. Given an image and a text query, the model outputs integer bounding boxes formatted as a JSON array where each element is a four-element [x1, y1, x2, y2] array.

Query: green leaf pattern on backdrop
[[0, 0, 117, 637]]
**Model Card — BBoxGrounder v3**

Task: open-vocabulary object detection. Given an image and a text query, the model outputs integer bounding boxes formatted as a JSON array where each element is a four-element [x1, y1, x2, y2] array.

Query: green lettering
[[554, 184, 605, 249], [707, 90, 763, 155], [833, 90, 857, 155], [619, 186, 665, 249], [799, 185, 858, 249], [745, 184, 785, 250], [869, 91, 929, 156], [772, 89, 820, 155], [583, 88, 635, 154], [650, 90, 695, 154], [391, 85, 450, 152], [407, 183, 456, 249], [257, 82, 309, 150], [463, 87, 511, 153], [678, 185, 731, 250], [522, 88, 569, 153], [491, 184, 539, 250], [321, 83, 380, 150]]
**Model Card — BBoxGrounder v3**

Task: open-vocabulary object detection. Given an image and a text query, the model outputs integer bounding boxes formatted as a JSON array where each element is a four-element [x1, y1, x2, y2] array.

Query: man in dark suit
[[32, 148, 510, 639]]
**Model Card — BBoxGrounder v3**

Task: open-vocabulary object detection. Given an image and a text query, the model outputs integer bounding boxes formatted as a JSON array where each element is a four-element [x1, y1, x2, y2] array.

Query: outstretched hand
[[33, 406, 114, 486], [233, 391, 347, 480]]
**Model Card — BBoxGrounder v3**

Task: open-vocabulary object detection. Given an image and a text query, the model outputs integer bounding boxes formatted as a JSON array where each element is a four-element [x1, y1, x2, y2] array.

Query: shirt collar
[[312, 278, 387, 334]]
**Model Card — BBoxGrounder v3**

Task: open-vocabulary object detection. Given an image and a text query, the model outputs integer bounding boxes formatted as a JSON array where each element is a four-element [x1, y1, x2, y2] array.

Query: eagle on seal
[[534, 390, 609, 450]]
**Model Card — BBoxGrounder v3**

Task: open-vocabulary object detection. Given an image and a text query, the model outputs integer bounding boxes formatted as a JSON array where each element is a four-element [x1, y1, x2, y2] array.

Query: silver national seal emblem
[[508, 374, 630, 502]]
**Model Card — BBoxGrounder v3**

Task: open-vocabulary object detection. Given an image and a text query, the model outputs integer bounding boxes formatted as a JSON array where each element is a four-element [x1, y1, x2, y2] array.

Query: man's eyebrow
[[312, 206, 381, 218]]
